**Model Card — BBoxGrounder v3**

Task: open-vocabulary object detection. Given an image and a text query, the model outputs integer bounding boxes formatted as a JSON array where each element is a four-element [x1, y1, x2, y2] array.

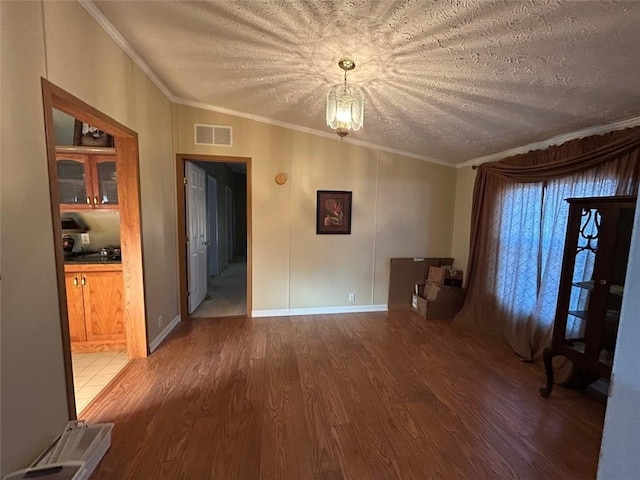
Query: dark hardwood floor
[[83, 312, 605, 479]]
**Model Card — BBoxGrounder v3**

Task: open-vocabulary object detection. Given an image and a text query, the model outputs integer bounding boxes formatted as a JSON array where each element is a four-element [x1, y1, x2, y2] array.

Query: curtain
[[454, 127, 640, 362]]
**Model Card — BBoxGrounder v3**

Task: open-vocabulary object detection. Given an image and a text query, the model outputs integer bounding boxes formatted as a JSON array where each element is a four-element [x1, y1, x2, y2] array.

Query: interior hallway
[[191, 259, 247, 318]]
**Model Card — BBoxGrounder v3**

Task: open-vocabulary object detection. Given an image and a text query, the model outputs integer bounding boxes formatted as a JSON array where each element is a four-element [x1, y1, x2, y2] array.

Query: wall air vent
[[194, 124, 233, 146]]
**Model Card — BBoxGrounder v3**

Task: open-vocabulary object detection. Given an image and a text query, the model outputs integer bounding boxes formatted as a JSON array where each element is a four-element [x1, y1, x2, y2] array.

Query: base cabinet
[[65, 273, 88, 342], [65, 266, 125, 352]]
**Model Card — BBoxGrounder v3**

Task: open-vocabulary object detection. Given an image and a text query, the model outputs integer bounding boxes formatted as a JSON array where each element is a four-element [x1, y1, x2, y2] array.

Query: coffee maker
[[61, 216, 87, 254], [62, 235, 75, 252], [62, 233, 83, 253]]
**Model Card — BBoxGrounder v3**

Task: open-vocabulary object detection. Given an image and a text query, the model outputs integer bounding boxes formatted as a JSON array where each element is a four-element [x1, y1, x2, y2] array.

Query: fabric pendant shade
[[326, 59, 364, 138]]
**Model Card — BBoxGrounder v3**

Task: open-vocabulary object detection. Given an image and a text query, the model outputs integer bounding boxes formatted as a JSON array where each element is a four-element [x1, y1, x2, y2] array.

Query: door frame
[[42, 79, 148, 417], [176, 153, 252, 319]]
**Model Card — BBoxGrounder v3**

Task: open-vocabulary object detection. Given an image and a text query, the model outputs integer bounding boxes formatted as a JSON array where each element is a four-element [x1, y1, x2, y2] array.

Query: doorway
[[225, 185, 234, 262], [53, 108, 130, 414], [208, 176, 219, 279], [176, 154, 251, 319], [42, 79, 148, 418]]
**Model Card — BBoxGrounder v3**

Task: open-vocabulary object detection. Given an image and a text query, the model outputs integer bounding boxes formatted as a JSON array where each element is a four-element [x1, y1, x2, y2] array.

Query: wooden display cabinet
[[56, 151, 118, 210], [540, 196, 636, 397]]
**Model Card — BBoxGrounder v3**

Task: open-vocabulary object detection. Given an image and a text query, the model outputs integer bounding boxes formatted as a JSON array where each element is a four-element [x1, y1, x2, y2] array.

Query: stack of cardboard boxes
[[411, 265, 465, 320]]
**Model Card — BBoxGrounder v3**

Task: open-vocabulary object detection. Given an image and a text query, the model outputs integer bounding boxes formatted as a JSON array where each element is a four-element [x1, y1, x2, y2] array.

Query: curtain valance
[[477, 126, 640, 182]]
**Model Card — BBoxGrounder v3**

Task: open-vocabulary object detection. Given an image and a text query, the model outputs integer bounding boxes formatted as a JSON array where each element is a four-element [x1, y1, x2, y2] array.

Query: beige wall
[[1, 2, 70, 473], [450, 166, 477, 280], [374, 152, 457, 303], [73, 211, 121, 250], [289, 136, 378, 308], [1, 2, 177, 474], [44, 1, 178, 340], [175, 105, 457, 311], [1, 1, 458, 473]]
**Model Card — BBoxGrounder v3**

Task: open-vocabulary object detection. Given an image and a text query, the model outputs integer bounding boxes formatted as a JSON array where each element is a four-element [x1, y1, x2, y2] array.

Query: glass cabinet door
[[564, 207, 599, 356], [563, 201, 634, 370], [597, 206, 634, 367], [56, 154, 91, 209], [94, 156, 118, 208]]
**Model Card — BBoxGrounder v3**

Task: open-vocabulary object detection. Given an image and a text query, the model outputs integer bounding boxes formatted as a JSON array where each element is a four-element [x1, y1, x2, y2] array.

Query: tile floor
[[72, 352, 128, 414]]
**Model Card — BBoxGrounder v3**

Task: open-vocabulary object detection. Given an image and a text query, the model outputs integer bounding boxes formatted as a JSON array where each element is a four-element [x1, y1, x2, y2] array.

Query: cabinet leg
[[539, 347, 556, 398]]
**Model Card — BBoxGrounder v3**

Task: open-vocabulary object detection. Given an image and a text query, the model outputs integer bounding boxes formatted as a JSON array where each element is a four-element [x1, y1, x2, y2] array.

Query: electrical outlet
[[157, 315, 163, 327], [80, 233, 90, 244], [348, 293, 355, 302]]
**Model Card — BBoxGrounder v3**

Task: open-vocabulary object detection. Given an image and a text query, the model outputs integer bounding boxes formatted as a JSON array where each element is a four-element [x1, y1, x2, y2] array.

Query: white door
[[207, 175, 219, 278], [186, 161, 207, 313]]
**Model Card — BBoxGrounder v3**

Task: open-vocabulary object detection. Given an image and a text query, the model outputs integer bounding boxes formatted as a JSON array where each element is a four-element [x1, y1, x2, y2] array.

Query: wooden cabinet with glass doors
[[56, 151, 118, 210], [540, 196, 636, 397]]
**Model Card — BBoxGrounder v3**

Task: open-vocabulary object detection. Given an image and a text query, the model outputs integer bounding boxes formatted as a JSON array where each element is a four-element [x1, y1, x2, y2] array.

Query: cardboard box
[[388, 257, 453, 310], [427, 266, 463, 288], [411, 283, 465, 320], [411, 292, 428, 317]]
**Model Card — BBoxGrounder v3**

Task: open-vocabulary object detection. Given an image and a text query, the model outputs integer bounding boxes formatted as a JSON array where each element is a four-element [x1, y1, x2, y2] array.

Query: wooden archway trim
[[41, 78, 148, 417], [175, 153, 252, 320]]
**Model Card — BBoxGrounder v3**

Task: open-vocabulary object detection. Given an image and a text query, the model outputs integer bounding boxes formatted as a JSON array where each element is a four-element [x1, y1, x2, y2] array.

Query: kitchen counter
[[64, 253, 122, 272]]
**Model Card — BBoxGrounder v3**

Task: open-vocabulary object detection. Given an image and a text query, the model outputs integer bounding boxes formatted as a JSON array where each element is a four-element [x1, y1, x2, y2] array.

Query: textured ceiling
[[91, 0, 640, 165]]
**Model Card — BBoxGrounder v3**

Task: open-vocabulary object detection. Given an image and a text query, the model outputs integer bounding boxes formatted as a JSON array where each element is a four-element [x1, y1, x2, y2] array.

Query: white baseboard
[[251, 304, 388, 318], [149, 314, 181, 353]]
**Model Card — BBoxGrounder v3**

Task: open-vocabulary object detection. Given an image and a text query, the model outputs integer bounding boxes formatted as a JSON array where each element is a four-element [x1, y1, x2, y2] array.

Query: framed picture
[[316, 190, 352, 234], [73, 120, 114, 147]]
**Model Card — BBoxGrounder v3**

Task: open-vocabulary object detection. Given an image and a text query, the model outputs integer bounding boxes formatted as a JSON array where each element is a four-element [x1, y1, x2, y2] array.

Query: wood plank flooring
[[83, 312, 606, 479]]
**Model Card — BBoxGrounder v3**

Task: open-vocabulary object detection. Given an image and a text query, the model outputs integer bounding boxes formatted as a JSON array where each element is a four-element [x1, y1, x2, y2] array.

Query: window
[[492, 175, 619, 338]]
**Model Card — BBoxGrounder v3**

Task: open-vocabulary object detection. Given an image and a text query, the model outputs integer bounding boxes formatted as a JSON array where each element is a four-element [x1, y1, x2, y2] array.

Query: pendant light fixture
[[326, 58, 364, 138]]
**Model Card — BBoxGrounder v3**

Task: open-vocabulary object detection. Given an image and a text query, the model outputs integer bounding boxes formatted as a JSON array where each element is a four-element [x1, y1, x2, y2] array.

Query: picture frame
[[316, 190, 352, 234], [73, 120, 114, 147]]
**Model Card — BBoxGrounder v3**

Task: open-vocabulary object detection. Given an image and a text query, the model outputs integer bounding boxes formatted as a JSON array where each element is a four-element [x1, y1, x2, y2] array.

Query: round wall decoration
[[275, 173, 288, 185]]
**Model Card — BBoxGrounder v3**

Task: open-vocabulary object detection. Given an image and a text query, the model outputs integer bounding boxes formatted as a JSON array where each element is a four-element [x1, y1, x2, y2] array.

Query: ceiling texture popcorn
[[90, 0, 640, 164]]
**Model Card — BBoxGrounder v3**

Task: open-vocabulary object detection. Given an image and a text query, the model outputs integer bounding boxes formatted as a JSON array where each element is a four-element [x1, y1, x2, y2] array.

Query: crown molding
[[456, 116, 640, 169], [175, 97, 453, 167], [78, 0, 175, 102], [78, 1, 640, 172], [77, 1, 451, 166]]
